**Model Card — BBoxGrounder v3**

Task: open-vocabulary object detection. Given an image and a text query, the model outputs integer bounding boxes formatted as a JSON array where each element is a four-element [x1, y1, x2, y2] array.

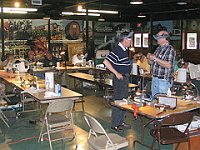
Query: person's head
[[46, 52, 53, 60], [153, 30, 170, 45], [6, 53, 14, 61], [118, 31, 133, 48], [134, 51, 143, 60], [28, 50, 35, 59], [76, 51, 84, 60]]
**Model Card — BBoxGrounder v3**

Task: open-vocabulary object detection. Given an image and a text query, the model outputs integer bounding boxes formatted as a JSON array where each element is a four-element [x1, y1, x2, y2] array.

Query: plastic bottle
[[46, 77, 50, 91], [55, 84, 61, 96]]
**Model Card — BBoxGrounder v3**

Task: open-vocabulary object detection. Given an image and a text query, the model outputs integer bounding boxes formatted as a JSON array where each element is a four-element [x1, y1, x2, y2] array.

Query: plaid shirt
[[151, 43, 176, 83]]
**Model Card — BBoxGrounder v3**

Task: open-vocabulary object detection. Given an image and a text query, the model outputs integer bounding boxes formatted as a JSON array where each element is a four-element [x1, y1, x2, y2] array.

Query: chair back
[[160, 112, 193, 127], [84, 113, 106, 134], [47, 99, 74, 113]]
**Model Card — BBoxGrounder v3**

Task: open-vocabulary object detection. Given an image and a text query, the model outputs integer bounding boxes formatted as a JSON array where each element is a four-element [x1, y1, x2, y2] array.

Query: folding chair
[[0, 109, 9, 127], [0, 83, 9, 127], [84, 113, 129, 150], [134, 112, 193, 150], [38, 99, 76, 150], [17, 91, 41, 117]]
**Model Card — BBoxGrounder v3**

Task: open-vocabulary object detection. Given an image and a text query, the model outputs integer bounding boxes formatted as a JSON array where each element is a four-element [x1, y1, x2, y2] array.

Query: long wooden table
[[68, 72, 138, 89], [112, 99, 200, 119], [0, 70, 82, 104], [33, 65, 95, 73], [112, 99, 200, 149]]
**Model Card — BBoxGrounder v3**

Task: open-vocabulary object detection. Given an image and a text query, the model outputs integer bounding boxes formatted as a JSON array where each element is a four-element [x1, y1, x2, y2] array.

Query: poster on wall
[[143, 33, 148, 48], [32, 20, 48, 54], [134, 33, 141, 47], [4, 19, 32, 40], [186, 33, 197, 49], [93, 22, 130, 51]]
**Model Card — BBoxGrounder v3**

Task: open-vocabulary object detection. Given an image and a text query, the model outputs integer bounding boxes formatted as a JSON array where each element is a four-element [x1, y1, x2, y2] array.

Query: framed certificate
[[186, 33, 197, 49], [142, 33, 149, 48], [134, 33, 141, 47]]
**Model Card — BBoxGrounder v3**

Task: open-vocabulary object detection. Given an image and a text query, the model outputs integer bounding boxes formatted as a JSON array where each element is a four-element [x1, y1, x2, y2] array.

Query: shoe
[[119, 122, 131, 129], [111, 126, 123, 133]]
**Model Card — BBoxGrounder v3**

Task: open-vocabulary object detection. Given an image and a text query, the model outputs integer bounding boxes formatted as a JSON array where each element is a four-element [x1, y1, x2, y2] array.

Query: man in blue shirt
[[103, 31, 133, 132]]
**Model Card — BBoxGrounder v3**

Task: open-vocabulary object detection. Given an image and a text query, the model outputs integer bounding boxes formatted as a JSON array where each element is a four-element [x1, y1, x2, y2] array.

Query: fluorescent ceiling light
[[98, 18, 105, 21], [3, 10, 27, 14], [77, 6, 118, 14], [130, 0, 143, 4], [62, 12, 100, 16], [177, 1, 187, 5], [138, 14, 146, 18], [3, 7, 37, 12]]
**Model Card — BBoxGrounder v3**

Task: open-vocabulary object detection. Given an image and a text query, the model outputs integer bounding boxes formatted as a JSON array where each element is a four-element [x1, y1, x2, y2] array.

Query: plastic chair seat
[[88, 133, 128, 150], [47, 114, 71, 127]]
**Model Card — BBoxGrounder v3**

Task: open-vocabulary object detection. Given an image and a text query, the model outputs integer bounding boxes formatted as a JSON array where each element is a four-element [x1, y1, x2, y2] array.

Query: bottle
[[45, 77, 50, 91], [55, 84, 61, 96]]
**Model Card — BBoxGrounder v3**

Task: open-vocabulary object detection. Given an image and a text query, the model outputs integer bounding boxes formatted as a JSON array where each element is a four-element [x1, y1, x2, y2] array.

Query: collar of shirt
[[118, 42, 127, 51], [159, 42, 169, 47]]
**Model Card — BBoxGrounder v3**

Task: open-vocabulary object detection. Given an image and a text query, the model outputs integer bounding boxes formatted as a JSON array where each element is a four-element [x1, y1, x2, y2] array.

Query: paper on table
[[188, 63, 200, 79]]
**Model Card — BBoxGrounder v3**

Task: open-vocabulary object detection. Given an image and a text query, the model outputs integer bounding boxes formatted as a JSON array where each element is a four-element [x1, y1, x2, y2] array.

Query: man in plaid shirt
[[147, 29, 176, 97]]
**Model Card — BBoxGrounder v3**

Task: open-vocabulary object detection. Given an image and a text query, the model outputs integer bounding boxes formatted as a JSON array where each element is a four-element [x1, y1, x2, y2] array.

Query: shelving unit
[[4, 40, 31, 58], [13, 46, 31, 58]]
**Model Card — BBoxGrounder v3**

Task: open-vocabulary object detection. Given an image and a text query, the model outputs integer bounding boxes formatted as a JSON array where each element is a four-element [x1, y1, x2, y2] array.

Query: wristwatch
[[153, 58, 157, 62]]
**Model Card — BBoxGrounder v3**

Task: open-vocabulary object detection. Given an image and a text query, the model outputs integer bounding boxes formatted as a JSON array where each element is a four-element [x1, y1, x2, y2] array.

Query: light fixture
[[129, 46, 135, 52], [138, 13, 146, 18], [14, 2, 20, 8], [177, 1, 187, 5], [98, 18, 105, 21], [3, 7, 38, 12], [130, 0, 143, 5], [3, 10, 27, 14], [77, 6, 118, 14], [62, 12, 100, 16]]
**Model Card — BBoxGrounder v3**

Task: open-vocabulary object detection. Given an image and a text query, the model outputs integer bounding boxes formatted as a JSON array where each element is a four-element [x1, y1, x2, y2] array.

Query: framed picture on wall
[[186, 33, 197, 49], [143, 33, 149, 48], [134, 33, 141, 47]]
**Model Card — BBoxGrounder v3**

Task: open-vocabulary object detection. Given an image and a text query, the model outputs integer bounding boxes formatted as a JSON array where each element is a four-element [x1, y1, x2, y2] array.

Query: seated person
[[24, 50, 37, 70], [26, 50, 36, 63], [133, 51, 150, 74], [42, 52, 57, 67], [3, 53, 15, 68], [72, 51, 84, 66]]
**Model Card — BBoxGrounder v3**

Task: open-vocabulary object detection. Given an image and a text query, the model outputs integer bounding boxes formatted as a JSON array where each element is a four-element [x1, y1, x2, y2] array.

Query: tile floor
[[0, 87, 172, 150]]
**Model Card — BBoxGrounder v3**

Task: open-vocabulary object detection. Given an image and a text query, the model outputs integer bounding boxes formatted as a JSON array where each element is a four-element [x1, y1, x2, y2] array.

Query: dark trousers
[[111, 75, 129, 128]]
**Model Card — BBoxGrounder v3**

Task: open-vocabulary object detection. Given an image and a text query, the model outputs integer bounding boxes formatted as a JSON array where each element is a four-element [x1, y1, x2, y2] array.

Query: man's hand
[[115, 72, 123, 80], [147, 53, 156, 61]]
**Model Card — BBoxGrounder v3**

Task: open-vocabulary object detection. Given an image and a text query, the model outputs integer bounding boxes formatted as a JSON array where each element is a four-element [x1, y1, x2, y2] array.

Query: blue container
[[55, 84, 61, 96]]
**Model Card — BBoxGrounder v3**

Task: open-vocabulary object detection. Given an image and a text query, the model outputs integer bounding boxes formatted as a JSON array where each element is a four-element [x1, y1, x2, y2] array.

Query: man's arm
[[103, 59, 123, 80], [147, 53, 172, 69]]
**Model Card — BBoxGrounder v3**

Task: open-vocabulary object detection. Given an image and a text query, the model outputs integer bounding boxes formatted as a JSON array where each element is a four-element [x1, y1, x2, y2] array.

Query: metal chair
[[38, 99, 76, 150], [84, 113, 129, 150], [0, 109, 9, 127], [134, 112, 193, 150], [0, 83, 9, 127], [17, 91, 41, 117]]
